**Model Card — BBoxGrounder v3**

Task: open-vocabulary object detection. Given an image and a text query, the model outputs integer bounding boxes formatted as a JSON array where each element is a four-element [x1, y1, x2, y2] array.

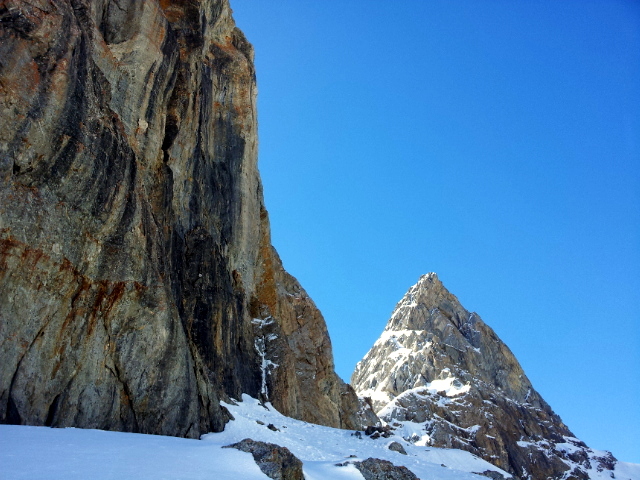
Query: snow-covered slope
[[211, 395, 510, 479], [1, 394, 511, 480], [2, 396, 638, 479]]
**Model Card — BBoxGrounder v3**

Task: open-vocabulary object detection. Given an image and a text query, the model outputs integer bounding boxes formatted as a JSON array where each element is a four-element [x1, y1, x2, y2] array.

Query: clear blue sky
[[231, 0, 640, 464]]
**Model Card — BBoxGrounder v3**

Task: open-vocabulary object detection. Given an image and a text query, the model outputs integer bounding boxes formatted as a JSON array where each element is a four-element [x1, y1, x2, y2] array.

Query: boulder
[[353, 458, 418, 480], [223, 438, 304, 480], [388, 441, 407, 455]]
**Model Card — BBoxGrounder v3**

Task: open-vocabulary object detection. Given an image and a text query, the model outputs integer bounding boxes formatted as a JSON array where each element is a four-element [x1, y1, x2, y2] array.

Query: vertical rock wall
[[0, 0, 365, 437]]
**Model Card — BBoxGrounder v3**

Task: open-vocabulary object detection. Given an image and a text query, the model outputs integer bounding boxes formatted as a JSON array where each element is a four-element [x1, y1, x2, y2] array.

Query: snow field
[[0, 424, 265, 480], [207, 394, 506, 479], [2, 395, 638, 479], [0, 395, 504, 480]]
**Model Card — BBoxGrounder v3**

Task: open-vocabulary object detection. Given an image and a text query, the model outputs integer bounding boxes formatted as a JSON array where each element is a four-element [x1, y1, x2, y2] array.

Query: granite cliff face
[[0, 0, 370, 437], [352, 274, 617, 480]]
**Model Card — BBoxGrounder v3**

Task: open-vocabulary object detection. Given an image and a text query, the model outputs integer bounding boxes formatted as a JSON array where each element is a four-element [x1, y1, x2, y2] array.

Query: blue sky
[[231, 0, 640, 464]]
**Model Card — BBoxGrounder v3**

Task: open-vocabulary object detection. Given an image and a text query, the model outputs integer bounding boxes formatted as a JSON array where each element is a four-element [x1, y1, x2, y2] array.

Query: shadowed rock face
[[0, 0, 366, 436], [352, 273, 617, 480]]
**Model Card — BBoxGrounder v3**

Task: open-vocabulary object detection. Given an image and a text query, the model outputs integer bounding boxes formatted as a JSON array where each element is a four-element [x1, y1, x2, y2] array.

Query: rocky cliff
[[0, 0, 372, 437], [352, 273, 618, 480]]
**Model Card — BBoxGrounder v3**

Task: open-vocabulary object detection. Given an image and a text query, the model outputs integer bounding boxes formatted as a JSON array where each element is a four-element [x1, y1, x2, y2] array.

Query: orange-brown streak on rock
[[0, 237, 23, 259], [158, 0, 184, 23], [252, 205, 278, 317]]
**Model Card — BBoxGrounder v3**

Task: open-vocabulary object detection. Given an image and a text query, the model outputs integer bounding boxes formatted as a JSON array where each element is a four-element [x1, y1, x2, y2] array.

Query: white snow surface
[[212, 395, 508, 479], [1, 395, 638, 479], [1, 394, 505, 480], [424, 375, 471, 397]]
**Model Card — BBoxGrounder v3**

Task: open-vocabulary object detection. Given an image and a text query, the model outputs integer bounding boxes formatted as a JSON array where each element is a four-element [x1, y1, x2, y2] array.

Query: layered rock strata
[[0, 0, 367, 437], [352, 273, 617, 479]]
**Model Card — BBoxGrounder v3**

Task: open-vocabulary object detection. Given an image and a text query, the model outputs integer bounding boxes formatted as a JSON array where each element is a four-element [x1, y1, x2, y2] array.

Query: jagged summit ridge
[[352, 273, 618, 480], [354, 273, 539, 410]]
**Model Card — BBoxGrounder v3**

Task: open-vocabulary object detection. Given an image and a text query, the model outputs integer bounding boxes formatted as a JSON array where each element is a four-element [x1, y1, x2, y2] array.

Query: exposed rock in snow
[[352, 273, 622, 480], [388, 441, 408, 455], [353, 457, 419, 480], [224, 438, 304, 480]]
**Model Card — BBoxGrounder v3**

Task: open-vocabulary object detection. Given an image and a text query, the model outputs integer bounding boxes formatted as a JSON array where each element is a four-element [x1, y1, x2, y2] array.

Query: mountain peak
[[352, 274, 618, 479]]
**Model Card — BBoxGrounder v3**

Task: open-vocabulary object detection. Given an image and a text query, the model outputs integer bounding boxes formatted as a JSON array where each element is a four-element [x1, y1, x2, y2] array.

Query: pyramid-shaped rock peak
[[352, 274, 617, 480]]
